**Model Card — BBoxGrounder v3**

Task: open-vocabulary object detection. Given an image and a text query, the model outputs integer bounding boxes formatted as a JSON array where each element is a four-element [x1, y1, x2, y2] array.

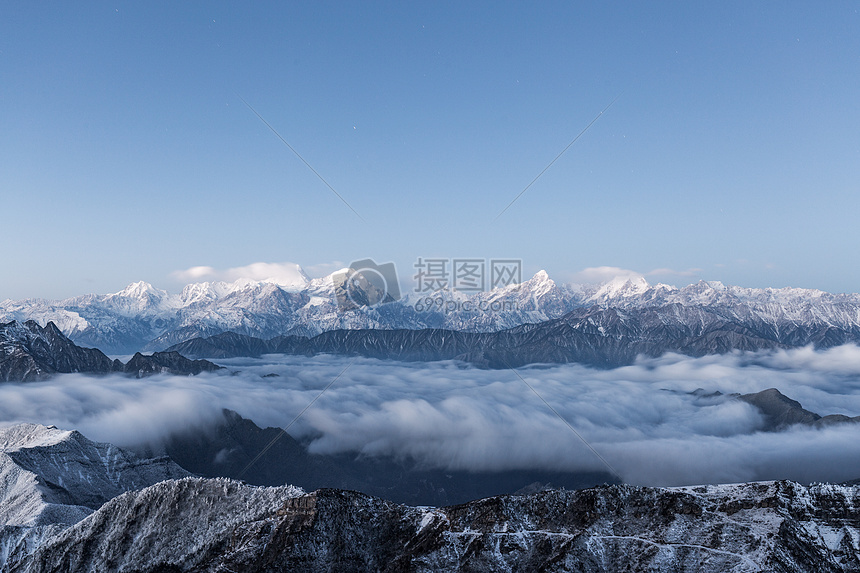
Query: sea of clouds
[[2, 345, 860, 486]]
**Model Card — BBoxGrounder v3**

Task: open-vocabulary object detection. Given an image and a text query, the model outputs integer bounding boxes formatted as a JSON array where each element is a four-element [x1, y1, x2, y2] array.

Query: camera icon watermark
[[332, 258, 401, 312]]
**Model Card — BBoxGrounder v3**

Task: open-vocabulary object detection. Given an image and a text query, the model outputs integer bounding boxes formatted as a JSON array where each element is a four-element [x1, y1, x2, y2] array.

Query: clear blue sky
[[2, 1, 858, 299]]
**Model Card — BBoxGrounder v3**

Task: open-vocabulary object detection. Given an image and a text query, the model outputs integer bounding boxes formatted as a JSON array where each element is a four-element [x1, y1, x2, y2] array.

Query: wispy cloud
[[302, 261, 347, 278], [170, 262, 309, 286], [565, 266, 703, 286], [645, 267, 703, 278], [645, 267, 703, 279], [567, 266, 644, 284]]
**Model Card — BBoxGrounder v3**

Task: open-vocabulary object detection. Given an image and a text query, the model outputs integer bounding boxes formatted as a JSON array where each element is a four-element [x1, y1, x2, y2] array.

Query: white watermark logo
[[413, 258, 521, 293], [333, 257, 524, 314]]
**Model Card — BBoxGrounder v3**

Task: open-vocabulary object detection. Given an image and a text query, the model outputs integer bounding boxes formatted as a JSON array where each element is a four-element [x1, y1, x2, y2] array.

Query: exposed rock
[[0, 320, 116, 381], [739, 388, 823, 430], [0, 423, 190, 528], [0, 321, 221, 381], [738, 388, 860, 431], [8, 478, 860, 572], [167, 304, 790, 368], [122, 350, 222, 377]]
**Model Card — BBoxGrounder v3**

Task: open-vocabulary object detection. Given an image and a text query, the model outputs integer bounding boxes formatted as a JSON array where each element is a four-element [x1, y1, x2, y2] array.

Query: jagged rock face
[[122, 350, 222, 377], [739, 388, 823, 430], [0, 321, 117, 381], [0, 320, 221, 381], [6, 479, 860, 572], [5, 478, 305, 573]]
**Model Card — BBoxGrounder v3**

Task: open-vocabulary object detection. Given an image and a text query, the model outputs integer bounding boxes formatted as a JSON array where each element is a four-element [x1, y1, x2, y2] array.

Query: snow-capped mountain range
[[3, 268, 860, 355]]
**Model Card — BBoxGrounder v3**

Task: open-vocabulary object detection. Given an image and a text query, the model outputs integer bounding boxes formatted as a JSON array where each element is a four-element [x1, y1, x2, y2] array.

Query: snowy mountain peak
[[179, 281, 223, 305], [518, 270, 557, 297], [525, 270, 555, 288], [592, 274, 651, 300], [113, 281, 166, 300], [9, 268, 860, 356], [0, 422, 74, 452], [285, 264, 311, 288], [107, 281, 170, 307], [530, 269, 551, 283], [0, 422, 190, 529], [687, 279, 720, 291], [232, 262, 310, 290]]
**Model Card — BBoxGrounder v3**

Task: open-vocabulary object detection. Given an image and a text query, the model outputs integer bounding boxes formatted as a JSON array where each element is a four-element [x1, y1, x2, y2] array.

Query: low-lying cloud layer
[[2, 346, 860, 487]]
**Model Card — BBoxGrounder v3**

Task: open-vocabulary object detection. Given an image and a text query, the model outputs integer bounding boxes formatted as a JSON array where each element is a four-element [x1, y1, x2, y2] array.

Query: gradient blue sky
[[2, 1, 859, 299]]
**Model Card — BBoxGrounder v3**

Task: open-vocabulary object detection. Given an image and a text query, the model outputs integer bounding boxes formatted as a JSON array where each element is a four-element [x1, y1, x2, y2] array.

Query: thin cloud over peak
[[568, 266, 645, 285], [170, 262, 310, 287], [566, 266, 704, 286], [645, 267, 703, 278]]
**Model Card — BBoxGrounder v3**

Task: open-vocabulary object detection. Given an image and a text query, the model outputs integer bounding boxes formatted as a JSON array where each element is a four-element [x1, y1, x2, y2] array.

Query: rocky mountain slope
[[122, 350, 222, 377], [6, 269, 860, 356], [0, 423, 189, 528], [0, 320, 221, 381], [5, 477, 860, 572], [0, 320, 116, 381]]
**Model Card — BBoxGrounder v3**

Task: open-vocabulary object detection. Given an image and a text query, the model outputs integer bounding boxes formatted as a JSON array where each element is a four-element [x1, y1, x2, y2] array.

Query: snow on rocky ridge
[[0, 423, 188, 529], [3, 469, 860, 571]]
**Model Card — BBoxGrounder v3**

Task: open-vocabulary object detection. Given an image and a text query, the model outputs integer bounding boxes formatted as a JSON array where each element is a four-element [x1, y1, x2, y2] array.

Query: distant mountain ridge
[[165, 300, 857, 368], [5, 268, 860, 356], [0, 320, 221, 381]]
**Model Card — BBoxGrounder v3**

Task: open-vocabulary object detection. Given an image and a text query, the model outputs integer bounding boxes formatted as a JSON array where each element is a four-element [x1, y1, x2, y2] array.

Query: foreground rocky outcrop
[[0, 320, 221, 381], [0, 423, 189, 528], [5, 478, 860, 572]]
